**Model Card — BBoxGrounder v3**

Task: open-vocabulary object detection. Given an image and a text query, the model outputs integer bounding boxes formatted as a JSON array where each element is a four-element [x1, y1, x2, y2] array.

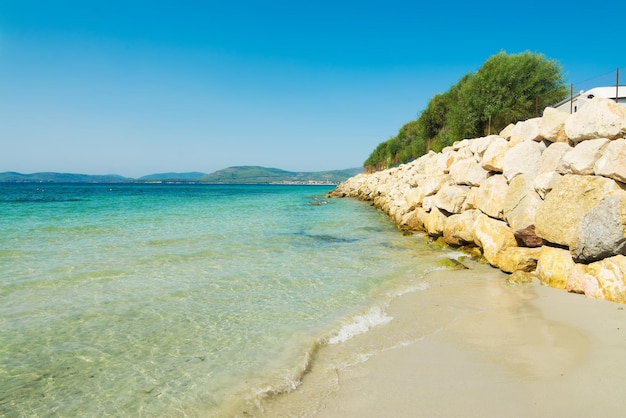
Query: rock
[[443, 210, 480, 246], [536, 246, 575, 289], [502, 140, 542, 182], [437, 257, 469, 270], [497, 246, 541, 273], [564, 97, 626, 143], [539, 106, 570, 142], [507, 270, 535, 285], [507, 117, 542, 145], [584, 255, 626, 303], [594, 138, 626, 183], [400, 208, 425, 231], [514, 225, 545, 248], [535, 174, 624, 248], [422, 195, 436, 212], [461, 186, 479, 211], [433, 184, 470, 214], [474, 174, 509, 220], [503, 174, 544, 247], [556, 138, 610, 175], [423, 207, 447, 236], [534, 171, 561, 200], [451, 139, 471, 151], [403, 187, 422, 211], [437, 150, 459, 174], [538, 142, 573, 174], [499, 123, 516, 138], [413, 175, 451, 205], [481, 136, 509, 172], [567, 264, 603, 298], [449, 158, 490, 186], [469, 135, 500, 161], [572, 192, 626, 262], [473, 213, 517, 267]]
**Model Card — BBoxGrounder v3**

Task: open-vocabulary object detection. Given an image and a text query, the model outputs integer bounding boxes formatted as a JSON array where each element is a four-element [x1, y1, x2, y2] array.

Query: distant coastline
[[0, 166, 362, 185]]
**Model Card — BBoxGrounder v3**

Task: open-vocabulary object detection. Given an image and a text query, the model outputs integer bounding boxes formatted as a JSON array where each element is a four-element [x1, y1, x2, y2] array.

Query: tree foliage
[[364, 51, 569, 171]]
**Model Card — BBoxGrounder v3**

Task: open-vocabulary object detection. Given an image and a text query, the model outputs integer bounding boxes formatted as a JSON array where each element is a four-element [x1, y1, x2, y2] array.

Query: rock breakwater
[[330, 98, 626, 304]]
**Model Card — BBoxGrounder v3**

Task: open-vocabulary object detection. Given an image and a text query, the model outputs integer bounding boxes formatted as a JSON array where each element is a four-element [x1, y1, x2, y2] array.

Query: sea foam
[[329, 306, 393, 344]]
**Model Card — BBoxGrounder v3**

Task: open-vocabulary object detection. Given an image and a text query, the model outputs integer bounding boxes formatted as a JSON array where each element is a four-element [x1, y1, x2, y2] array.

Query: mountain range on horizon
[[0, 166, 362, 185]]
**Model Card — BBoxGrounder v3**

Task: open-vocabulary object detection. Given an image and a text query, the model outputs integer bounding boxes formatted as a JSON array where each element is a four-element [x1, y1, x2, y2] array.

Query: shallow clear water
[[0, 183, 446, 416]]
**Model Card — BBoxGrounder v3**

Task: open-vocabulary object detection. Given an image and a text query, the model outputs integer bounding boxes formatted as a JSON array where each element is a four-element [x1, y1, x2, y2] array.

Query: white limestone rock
[[473, 174, 509, 220], [594, 138, 626, 184], [481, 136, 510, 173], [556, 138, 610, 175], [538, 142, 573, 174], [539, 106, 570, 142], [564, 98, 626, 143], [449, 157, 490, 186], [502, 140, 542, 182]]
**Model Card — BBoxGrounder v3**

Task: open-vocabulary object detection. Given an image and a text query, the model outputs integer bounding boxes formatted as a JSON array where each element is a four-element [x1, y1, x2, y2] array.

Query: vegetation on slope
[[198, 166, 362, 184], [0, 172, 129, 183], [364, 51, 569, 172]]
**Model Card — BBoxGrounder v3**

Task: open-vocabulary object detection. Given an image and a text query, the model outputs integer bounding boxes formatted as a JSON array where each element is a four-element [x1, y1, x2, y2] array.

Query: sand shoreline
[[252, 260, 626, 417]]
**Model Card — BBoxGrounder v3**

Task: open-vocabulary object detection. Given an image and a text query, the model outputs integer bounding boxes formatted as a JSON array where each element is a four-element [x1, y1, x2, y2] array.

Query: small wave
[[328, 306, 393, 345], [391, 282, 431, 297]]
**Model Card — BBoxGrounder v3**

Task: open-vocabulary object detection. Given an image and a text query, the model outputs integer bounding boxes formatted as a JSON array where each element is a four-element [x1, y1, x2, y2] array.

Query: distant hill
[[198, 166, 362, 184], [0, 167, 362, 184], [0, 172, 130, 183], [137, 172, 207, 181]]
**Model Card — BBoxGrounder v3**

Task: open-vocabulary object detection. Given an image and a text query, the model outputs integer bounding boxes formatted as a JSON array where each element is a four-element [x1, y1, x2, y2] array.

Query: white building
[[553, 86, 626, 113]]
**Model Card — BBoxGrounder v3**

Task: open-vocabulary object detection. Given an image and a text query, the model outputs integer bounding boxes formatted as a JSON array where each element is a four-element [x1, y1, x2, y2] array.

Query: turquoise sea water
[[0, 183, 447, 417]]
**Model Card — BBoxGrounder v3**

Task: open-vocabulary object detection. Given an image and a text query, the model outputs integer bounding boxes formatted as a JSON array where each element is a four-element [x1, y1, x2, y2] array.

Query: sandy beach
[[252, 260, 626, 417]]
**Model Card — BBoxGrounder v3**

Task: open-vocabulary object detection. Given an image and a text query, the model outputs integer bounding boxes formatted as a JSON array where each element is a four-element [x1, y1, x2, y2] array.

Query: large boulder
[[481, 136, 509, 172], [433, 184, 470, 214], [497, 246, 541, 273], [503, 174, 544, 247], [413, 175, 451, 205], [540, 107, 570, 142], [534, 171, 561, 200], [449, 158, 490, 186], [556, 138, 610, 175], [572, 192, 626, 262], [469, 135, 500, 161], [535, 174, 624, 248], [594, 138, 626, 183], [507, 117, 542, 145], [567, 259, 626, 304], [474, 174, 509, 220], [473, 213, 517, 267], [584, 255, 626, 303], [423, 207, 447, 236], [443, 210, 480, 246], [502, 140, 542, 182], [536, 246, 575, 289], [400, 208, 424, 231], [566, 264, 603, 298], [538, 142, 573, 174], [564, 98, 626, 143]]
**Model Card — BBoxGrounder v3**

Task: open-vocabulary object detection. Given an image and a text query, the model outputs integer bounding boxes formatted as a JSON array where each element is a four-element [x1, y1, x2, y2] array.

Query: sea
[[0, 183, 452, 417]]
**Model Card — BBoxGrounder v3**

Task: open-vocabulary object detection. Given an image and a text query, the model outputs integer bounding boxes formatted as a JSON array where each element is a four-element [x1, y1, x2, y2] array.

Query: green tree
[[364, 51, 569, 171], [452, 51, 568, 137]]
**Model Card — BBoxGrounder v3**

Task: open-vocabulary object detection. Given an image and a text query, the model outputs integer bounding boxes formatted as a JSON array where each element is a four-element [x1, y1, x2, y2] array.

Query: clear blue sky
[[1, 0, 623, 177]]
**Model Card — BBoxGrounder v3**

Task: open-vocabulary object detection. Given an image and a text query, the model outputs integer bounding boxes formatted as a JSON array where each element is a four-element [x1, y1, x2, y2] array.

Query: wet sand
[[254, 260, 626, 417]]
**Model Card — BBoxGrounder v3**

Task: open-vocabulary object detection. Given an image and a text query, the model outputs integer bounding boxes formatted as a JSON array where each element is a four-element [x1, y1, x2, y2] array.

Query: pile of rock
[[331, 98, 626, 303]]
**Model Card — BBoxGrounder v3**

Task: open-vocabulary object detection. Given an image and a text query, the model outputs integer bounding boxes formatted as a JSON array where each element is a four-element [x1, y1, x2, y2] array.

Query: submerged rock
[[438, 257, 469, 270]]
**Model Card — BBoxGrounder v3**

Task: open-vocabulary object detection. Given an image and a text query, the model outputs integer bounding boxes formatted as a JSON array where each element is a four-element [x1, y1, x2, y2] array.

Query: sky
[[0, 0, 624, 178]]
